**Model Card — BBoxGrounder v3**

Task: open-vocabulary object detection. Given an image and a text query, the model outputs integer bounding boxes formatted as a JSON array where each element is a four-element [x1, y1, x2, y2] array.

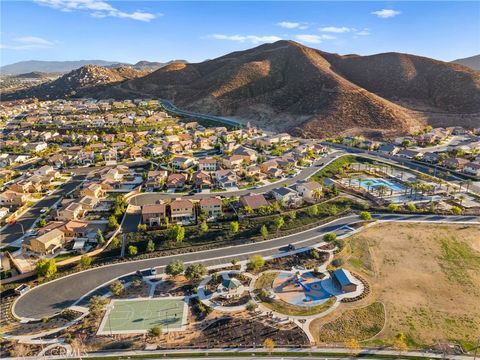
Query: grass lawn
[[261, 296, 336, 316], [54, 252, 78, 263], [332, 223, 480, 351], [310, 302, 385, 342], [254, 272, 278, 290]]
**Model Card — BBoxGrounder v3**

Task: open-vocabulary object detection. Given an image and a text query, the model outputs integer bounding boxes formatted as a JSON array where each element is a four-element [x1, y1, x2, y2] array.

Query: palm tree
[[466, 179, 472, 193], [365, 181, 374, 193]]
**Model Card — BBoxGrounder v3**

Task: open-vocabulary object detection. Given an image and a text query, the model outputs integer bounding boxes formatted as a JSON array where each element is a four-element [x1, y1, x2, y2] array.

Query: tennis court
[[97, 297, 188, 335]]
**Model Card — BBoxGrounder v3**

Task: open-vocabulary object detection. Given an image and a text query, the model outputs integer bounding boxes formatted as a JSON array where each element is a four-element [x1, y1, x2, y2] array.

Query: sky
[[1, 1, 479, 66]]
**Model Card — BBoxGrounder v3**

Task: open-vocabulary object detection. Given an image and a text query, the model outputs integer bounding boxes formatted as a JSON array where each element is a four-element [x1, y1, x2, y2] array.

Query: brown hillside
[[122, 41, 420, 137], [5, 41, 480, 138]]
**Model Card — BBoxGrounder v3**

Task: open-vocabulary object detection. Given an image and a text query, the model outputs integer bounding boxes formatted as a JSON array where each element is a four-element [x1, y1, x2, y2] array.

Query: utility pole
[[474, 337, 479, 360]]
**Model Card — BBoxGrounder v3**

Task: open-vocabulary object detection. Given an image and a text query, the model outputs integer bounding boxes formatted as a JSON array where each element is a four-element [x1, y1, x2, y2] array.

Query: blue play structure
[[296, 279, 311, 292]]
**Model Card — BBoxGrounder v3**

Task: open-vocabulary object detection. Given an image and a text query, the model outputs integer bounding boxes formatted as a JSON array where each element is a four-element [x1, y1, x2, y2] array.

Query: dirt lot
[[311, 223, 480, 350]]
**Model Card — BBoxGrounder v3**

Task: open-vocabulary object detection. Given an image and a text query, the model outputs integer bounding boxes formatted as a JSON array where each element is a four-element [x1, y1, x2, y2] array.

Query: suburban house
[[172, 156, 195, 170], [145, 170, 168, 190], [214, 170, 237, 189], [377, 143, 399, 155], [59, 220, 90, 239], [396, 149, 422, 160], [80, 183, 104, 198], [464, 162, 480, 177], [193, 171, 213, 190], [443, 157, 469, 170], [222, 155, 246, 169], [271, 187, 302, 206], [141, 203, 167, 227], [198, 158, 217, 172], [170, 199, 196, 224], [0, 190, 29, 207], [240, 193, 269, 211], [199, 197, 223, 220], [78, 196, 99, 211], [422, 152, 440, 163], [103, 168, 124, 182], [34, 165, 58, 177], [167, 173, 188, 190], [23, 229, 65, 255], [55, 202, 83, 221], [233, 146, 258, 162], [296, 181, 323, 202]]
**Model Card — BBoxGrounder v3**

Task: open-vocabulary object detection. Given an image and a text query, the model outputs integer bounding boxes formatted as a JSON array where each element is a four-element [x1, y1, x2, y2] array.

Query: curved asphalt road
[[13, 213, 479, 319]]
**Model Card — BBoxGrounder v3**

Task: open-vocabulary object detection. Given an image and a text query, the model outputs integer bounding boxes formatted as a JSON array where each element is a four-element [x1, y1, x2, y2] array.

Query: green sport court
[[98, 297, 188, 335]]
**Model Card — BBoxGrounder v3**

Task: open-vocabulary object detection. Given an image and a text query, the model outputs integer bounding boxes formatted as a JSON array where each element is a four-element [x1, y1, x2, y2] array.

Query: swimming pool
[[357, 178, 405, 192]]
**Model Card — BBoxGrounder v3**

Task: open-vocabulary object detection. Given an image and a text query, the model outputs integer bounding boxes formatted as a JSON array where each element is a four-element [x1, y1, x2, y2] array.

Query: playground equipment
[[296, 279, 311, 292]]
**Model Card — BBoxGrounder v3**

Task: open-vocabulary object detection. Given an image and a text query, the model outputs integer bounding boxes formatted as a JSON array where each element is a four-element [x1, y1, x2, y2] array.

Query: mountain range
[[0, 60, 187, 75], [3, 41, 479, 138], [451, 55, 480, 71]]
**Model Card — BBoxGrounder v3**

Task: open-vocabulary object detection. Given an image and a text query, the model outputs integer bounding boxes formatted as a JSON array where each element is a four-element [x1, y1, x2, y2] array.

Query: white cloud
[[295, 34, 335, 44], [371, 9, 401, 18], [277, 21, 308, 30], [34, 0, 158, 22], [356, 29, 371, 36], [0, 36, 54, 50], [277, 21, 300, 29], [319, 26, 352, 33], [210, 34, 282, 44]]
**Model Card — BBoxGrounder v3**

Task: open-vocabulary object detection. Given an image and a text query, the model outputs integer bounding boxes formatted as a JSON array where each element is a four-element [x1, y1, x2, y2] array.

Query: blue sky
[[1, 1, 479, 66]]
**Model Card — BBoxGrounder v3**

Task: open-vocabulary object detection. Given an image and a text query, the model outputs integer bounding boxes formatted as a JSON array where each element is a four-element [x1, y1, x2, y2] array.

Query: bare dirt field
[[310, 223, 480, 350]]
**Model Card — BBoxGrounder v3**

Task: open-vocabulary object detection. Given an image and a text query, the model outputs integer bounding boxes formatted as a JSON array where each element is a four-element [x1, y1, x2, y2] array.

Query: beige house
[[170, 199, 195, 224], [24, 229, 65, 255], [80, 183, 104, 198], [141, 203, 167, 227], [297, 181, 323, 202], [56, 202, 83, 221], [199, 197, 223, 219]]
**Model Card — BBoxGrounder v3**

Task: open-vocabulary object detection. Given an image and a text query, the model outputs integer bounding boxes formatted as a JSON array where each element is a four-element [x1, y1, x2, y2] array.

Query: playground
[[97, 297, 188, 335], [272, 272, 340, 307]]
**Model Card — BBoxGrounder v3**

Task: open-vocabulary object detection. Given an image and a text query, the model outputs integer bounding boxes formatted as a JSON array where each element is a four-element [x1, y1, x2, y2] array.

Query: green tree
[[388, 203, 398, 212], [185, 263, 207, 281], [148, 325, 162, 337], [407, 203, 417, 212], [248, 255, 265, 271], [393, 332, 409, 353], [37, 218, 47, 228], [79, 255, 92, 269], [108, 215, 119, 230], [287, 211, 297, 221], [359, 211, 372, 221], [200, 220, 209, 233], [128, 245, 138, 256], [274, 216, 285, 232], [146, 239, 155, 253], [111, 236, 120, 248], [36, 259, 57, 278], [169, 224, 185, 243], [110, 280, 124, 296], [451, 205, 462, 215], [137, 223, 147, 232], [307, 205, 319, 216], [166, 260, 184, 276], [97, 229, 105, 246], [323, 233, 337, 242], [260, 225, 269, 239], [230, 221, 239, 234], [89, 295, 108, 315]]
